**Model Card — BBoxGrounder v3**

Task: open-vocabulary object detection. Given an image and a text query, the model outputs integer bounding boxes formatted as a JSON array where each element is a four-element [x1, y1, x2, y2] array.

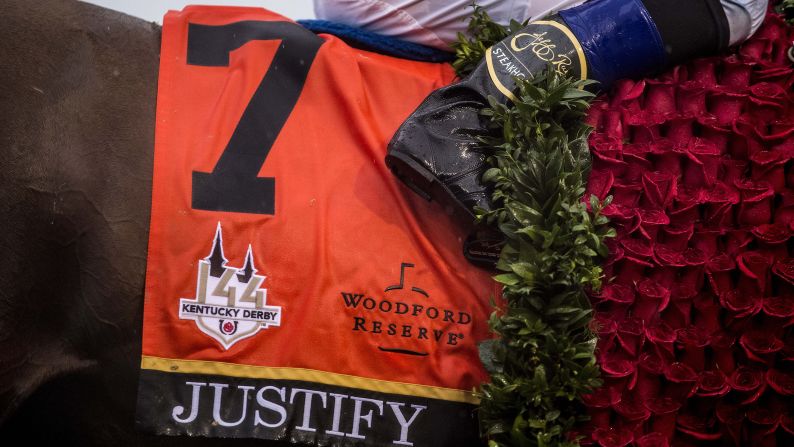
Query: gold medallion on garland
[[457, 3, 794, 447]]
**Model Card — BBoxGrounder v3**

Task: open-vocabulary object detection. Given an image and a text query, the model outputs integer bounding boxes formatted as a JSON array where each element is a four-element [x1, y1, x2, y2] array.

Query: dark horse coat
[[0, 0, 291, 445]]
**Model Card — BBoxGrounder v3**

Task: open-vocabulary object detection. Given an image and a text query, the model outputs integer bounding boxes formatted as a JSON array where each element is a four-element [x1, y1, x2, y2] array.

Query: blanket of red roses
[[581, 7, 794, 447]]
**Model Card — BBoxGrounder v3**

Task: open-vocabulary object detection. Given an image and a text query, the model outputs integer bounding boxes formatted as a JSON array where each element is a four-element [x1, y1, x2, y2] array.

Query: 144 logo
[[178, 223, 281, 349]]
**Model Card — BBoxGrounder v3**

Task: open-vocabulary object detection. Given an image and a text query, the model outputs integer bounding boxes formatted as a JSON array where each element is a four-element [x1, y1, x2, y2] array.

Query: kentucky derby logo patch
[[179, 224, 281, 349]]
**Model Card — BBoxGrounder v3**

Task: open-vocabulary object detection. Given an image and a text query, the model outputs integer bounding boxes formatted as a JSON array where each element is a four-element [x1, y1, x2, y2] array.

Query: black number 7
[[188, 21, 323, 215]]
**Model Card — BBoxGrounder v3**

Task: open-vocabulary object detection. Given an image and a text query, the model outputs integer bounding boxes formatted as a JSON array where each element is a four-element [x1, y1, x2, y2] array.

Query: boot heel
[[386, 151, 477, 229], [386, 151, 434, 201]]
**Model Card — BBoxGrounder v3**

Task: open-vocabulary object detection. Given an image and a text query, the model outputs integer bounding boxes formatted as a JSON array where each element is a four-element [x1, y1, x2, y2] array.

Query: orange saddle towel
[[136, 6, 497, 446]]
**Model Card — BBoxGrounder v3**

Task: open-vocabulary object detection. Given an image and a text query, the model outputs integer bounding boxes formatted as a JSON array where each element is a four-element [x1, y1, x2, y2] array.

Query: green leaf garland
[[452, 7, 615, 446]]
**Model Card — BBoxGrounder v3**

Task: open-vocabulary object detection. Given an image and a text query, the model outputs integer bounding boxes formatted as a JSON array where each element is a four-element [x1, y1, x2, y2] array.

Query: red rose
[[591, 136, 627, 173], [784, 188, 794, 211], [587, 101, 607, 127], [616, 316, 645, 358], [709, 90, 747, 127], [784, 412, 794, 436], [591, 315, 618, 352], [625, 119, 665, 146], [750, 150, 787, 193], [696, 369, 730, 397], [599, 109, 625, 140], [644, 397, 682, 439], [635, 432, 669, 447], [748, 82, 787, 122], [750, 82, 788, 104], [600, 357, 636, 397], [653, 244, 686, 268], [611, 181, 643, 208], [719, 55, 754, 90], [766, 369, 794, 396], [750, 403, 783, 427], [680, 248, 706, 290], [754, 64, 794, 86], [719, 290, 763, 320], [582, 385, 620, 428], [591, 427, 633, 447], [772, 258, 794, 296], [613, 394, 650, 422], [703, 182, 739, 228], [725, 229, 754, 257], [634, 279, 671, 323], [740, 330, 784, 364], [650, 245, 685, 288], [736, 251, 772, 296], [663, 362, 698, 400], [609, 78, 645, 108], [676, 412, 722, 441], [747, 405, 781, 438], [716, 400, 744, 425], [710, 332, 737, 374], [699, 115, 732, 155], [594, 284, 636, 322], [614, 260, 653, 286], [707, 254, 735, 295], [716, 401, 744, 445], [729, 366, 767, 404], [660, 222, 693, 251], [644, 79, 677, 115], [641, 172, 677, 211], [624, 151, 655, 182], [676, 326, 711, 370], [638, 209, 669, 240], [663, 283, 698, 330], [636, 351, 666, 399], [665, 117, 694, 147], [692, 294, 721, 334], [601, 244, 622, 285], [692, 226, 721, 259], [587, 169, 614, 202], [752, 223, 791, 262], [602, 204, 640, 235], [752, 223, 791, 244], [688, 58, 718, 88], [736, 179, 775, 226], [722, 158, 748, 184], [669, 185, 702, 226], [781, 333, 794, 363], [615, 239, 654, 285], [732, 115, 766, 159], [646, 322, 677, 357], [760, 120, 794, 143], [739, 37, 771, 61], [683, 139, 721, 188], [762, 296, 794, 319]]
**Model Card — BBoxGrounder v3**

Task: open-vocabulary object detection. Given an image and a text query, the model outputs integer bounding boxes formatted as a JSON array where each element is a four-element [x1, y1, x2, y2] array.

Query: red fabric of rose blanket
[[582, 7, 794, 447]]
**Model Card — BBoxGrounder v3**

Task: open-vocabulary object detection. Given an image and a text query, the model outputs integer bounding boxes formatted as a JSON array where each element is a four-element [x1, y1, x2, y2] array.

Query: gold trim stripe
[[486, 48, 519, 102], [485, 20, 588, 102], [141, 356, 480, 405]]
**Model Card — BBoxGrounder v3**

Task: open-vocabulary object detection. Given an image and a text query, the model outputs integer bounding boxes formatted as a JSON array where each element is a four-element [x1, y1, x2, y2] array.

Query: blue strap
[[297, 20, 454, 63], [559, 0, 667, 88]]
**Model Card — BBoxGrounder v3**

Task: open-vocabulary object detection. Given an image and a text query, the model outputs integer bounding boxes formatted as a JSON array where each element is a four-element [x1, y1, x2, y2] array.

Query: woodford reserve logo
[[342, 263, 471, 356], [179, 224, 282, 349]]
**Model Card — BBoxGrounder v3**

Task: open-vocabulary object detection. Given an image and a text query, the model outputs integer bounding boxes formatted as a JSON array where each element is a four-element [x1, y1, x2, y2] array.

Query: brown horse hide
[[0, 1, 286, 445]]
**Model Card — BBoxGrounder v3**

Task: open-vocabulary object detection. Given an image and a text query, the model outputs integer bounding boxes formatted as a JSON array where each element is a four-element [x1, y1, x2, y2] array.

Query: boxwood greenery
[[452, 7, 615, 447]]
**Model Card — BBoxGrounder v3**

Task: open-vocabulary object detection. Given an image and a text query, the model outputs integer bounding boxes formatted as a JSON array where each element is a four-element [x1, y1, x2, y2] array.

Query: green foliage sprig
[[777, 0, 794, 24], [452, 5, 527, 77], [477, 70, 613, 447], [452, 6, 615, 447]]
